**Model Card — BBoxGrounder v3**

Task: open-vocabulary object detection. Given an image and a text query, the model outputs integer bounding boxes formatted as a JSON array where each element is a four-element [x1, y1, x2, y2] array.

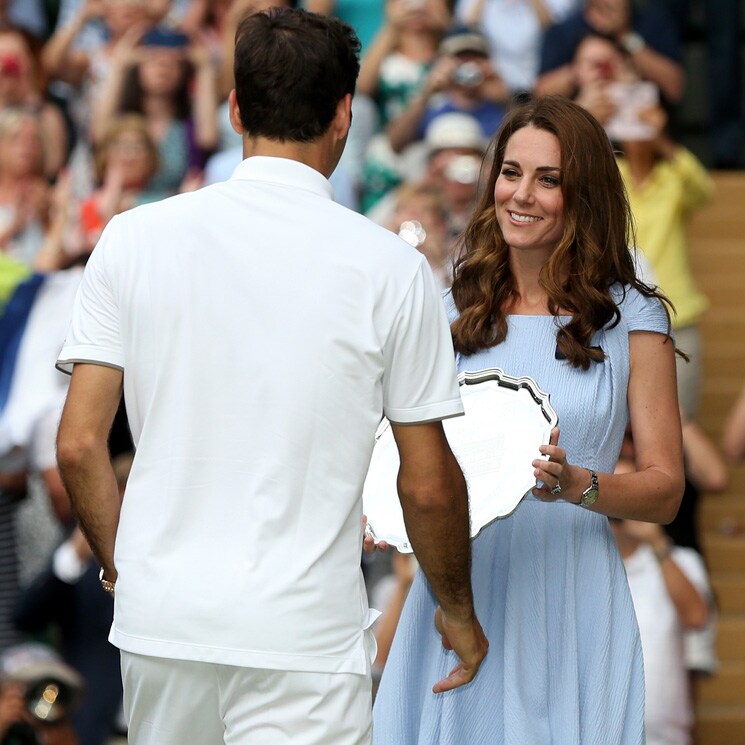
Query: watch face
[[581, 488, 599, 506]]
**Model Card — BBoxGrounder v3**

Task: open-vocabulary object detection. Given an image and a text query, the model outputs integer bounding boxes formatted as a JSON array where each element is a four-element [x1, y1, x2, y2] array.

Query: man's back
[[60, 156, 461, 673]]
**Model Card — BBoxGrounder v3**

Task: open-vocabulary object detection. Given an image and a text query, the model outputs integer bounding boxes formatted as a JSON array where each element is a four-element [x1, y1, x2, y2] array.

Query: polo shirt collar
[[230, 156, 334, 200]]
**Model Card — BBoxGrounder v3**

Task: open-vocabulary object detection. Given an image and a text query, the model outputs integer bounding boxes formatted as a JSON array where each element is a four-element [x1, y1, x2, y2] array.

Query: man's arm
[[391, 420, 488, 692], [56, 363, 124, 584]]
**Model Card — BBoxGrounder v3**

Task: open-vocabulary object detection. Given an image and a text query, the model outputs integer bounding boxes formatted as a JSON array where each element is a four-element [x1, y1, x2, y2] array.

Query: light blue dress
[[373, 285, 669, 745]]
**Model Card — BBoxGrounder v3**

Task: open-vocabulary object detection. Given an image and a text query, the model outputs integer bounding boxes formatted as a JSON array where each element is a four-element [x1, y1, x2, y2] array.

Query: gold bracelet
[[99, 567, 116, 596]]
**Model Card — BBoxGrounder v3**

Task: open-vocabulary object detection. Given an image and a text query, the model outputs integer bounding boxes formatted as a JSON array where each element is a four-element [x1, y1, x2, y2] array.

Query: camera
[[0, 644, 83, 745], [452, 62, 483, 87]]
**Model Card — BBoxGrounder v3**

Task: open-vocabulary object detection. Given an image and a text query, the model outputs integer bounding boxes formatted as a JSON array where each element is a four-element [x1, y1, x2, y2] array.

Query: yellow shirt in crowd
[[618, 148, 714, 329]]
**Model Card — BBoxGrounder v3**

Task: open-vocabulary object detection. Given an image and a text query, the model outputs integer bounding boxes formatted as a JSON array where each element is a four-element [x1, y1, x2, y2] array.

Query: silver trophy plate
[[362, 368, 558, 552]]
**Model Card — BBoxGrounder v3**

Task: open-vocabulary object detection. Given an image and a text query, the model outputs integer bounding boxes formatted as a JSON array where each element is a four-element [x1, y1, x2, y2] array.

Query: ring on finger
[[551, 483, 562, 495]]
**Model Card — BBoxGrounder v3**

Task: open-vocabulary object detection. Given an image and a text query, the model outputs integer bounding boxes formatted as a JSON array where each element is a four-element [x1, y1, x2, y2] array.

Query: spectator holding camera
[[386, 26, 508, 154], [535, 0, 684, 106], [90, 27, 218, 194], [570, 33, 627, 126], [0, 643, 82, 745], [454, 0, 577, 96]]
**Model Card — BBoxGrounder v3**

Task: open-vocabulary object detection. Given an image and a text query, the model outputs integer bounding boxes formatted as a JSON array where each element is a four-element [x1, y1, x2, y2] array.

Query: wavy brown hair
[[450, 95, 672, 369]]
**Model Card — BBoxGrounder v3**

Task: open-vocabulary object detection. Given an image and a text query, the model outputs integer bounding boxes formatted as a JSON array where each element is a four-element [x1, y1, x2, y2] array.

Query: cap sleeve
[[615, 285, 671, 336]]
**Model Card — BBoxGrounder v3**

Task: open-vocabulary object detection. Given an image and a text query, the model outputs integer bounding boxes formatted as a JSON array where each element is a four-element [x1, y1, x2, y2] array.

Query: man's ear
[[228, 89, 245, 135], [333, 93, 353, 141]]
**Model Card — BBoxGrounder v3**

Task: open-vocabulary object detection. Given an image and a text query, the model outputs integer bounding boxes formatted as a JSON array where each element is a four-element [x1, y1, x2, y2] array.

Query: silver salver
[[362, 368, 558, 552]]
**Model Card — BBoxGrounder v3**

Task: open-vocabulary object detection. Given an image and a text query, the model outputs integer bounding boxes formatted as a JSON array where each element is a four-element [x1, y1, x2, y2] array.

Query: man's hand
[[433, 607, 488, 693]]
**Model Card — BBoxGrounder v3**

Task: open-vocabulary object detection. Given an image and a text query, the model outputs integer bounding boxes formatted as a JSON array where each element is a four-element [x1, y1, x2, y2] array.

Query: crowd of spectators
[[0, 0, 742, 744]]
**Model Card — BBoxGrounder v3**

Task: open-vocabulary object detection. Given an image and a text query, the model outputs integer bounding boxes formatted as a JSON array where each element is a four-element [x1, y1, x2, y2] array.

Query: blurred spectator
[[657, 0, 742, 169], [0, 462, 26, 655], [723, 383, 745, 464], [0, 3, 47, 41], [387, 183, 450, 288], [304, 0, 385, 51], [357, 0, 450, 128], [79, 115, 162, 253], [616, 104, 714, 418], [41, 0, 159, 198], [367, 111, 486, 244], [454, 0, 578, 95], [0, 110, 50, 269], [421, 111, 485, 243], [570, 32, 626, 126], [0, 642, 82, 745], [13, 453, 133, 745], [91, 27, 218, 194], [386, 26, 508, 154], [0, 29, 68, 180], [535, 0, 684, 106], [610, 516, 711, 745]]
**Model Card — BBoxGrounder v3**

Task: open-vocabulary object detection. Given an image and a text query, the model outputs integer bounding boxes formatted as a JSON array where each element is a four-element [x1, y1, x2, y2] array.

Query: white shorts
[[120, 652, 372, 745]]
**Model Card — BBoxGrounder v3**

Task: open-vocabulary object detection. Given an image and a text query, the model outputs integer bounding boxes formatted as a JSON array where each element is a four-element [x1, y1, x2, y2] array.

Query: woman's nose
[[513, 178, 534, 203]]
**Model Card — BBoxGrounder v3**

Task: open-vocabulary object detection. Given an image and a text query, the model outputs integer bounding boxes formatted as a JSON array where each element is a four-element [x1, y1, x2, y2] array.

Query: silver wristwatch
[[580, 470, 599, 507]]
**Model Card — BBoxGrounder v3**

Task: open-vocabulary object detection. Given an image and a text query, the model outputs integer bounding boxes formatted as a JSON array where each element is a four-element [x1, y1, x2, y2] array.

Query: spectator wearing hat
[[422, 111, 486, 243], [368, 111, 486, 244], [386, 26, 508, 154]]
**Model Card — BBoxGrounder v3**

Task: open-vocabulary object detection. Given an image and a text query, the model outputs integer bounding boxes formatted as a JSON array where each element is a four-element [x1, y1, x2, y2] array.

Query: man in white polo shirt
[[55, 8, 487, 745]]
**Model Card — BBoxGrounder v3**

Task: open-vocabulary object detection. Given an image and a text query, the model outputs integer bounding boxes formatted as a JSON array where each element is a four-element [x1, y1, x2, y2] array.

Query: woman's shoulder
[[609, 283, 670, 335]]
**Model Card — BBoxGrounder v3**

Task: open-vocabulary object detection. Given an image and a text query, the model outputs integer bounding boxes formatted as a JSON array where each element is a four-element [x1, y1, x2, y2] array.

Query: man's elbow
[[398, 472, 467, 516], [56, 428, 100, 474]]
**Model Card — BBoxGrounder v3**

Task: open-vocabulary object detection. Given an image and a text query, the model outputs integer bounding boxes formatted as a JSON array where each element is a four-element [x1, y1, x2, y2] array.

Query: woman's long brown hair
[[450, 95, 672, 369]]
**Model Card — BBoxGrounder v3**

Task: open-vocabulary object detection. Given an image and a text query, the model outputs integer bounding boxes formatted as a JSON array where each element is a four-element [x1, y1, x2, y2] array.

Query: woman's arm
[[620, 521, 709, 628], [40, 0, 98, 87], [89, 27, 144, 144], [536, 331, 684, 522], [358, 0, 408, 97], [682, 416, 728, 493], [188, 36, 219, 151]]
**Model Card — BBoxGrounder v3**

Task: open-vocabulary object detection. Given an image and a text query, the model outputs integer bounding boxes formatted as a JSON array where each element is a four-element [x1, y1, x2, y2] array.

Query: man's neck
[[242, 136, 338, 179]]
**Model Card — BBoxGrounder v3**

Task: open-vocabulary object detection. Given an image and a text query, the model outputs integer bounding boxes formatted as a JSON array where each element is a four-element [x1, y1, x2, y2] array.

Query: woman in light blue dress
[[372, 96, 685, 744]]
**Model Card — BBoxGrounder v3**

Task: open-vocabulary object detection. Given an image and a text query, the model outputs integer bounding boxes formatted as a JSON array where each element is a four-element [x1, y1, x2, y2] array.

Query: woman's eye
[[541, 176, 560, 187], [501, 168, 519, 178]]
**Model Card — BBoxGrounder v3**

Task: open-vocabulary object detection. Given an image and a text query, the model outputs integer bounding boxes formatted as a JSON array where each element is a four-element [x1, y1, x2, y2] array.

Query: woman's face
[[0, 33, 32, 102], [106, 130, 154, 187], [0, 118, 42, 176], [138, 49, 186, 96], [494, 125, 565, 259]]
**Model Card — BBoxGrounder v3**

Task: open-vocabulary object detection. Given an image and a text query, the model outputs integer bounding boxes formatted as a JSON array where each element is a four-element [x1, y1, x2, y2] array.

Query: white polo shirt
[[57, 156, 464, 674]]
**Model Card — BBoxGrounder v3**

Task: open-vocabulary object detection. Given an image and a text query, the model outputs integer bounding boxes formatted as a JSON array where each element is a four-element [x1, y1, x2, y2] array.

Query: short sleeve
[[382, 259, 464, 424], [56, 217, 125, 374], [616, 286, 670, 336]]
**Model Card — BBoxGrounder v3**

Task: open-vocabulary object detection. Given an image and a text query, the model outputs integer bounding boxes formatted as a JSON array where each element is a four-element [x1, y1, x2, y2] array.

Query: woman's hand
[[532, 427, 580, 502]]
